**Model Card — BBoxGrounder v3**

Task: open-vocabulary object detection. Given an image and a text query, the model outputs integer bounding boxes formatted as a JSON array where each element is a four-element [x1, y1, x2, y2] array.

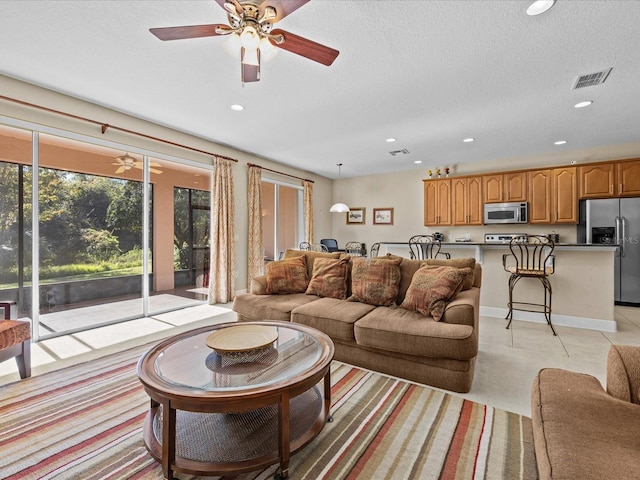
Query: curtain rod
[[0, 94, 238, 163], [247, 162, 314, 183]]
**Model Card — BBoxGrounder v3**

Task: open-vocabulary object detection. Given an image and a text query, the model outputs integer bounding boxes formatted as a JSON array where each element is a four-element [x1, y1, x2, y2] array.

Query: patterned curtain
[[303, 180, 314, 244], [208, 157, 236, 304], [247, 165, 264, 288]]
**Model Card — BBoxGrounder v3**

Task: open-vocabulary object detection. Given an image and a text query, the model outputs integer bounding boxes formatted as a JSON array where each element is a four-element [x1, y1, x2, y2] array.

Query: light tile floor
[[2, 305, 639, 418]]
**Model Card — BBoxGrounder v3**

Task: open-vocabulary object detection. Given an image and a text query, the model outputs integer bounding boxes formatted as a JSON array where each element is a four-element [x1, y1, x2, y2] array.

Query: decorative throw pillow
[[283, 248, 341, 278], [425, 258, 476, 290], [401, 265, 472, 320], [305, 257, 350, 299], [265, 255, 309, 294], [349, 257, 402, 306]]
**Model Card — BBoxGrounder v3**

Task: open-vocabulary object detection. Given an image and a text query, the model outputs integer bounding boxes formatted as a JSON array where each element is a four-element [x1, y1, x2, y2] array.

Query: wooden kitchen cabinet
[[552, 166, 578, 223], [482, 174, 503, 203], [452, 177, 483, 225], [528, 169, 551, 223], [504, 171, 528, 202], [579, 163, 615, 198], [423, 179, 451, 226], [617, 160, 640, 196], [483, 171, 527, 203]]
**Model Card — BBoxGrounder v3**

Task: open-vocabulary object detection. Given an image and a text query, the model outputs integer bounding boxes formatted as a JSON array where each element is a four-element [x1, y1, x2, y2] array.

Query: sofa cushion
[[232, 293, 319, 322], [400, 265, 471, 321], [354, 307, 477, 360], [349, 256, 402, 307], [305, 257, 350, 300], [283, 248, 341, 278], [292, 298, 376, 341], [265, 255, 309, 294]]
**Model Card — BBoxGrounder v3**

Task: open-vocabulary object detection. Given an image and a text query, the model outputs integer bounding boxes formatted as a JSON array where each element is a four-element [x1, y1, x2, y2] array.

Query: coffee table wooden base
[[142, 378, 331, 479]]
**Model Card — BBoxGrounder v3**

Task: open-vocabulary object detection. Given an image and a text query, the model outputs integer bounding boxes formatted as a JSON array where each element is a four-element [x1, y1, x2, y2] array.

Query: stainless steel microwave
[[484, 202, 528, 224]]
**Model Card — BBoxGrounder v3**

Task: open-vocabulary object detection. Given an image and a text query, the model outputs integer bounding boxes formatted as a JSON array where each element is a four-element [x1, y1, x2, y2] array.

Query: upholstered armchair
[[0, 301, 31, 379]]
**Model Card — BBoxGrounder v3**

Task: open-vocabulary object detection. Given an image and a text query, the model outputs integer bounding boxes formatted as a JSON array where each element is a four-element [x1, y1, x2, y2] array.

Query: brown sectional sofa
[[531, 344, 640, 479], [232, 249, 482, 393]]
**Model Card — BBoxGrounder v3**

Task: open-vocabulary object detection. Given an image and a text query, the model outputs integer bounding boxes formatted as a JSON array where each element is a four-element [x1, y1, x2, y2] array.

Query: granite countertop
[[379, 241, 619, 247]]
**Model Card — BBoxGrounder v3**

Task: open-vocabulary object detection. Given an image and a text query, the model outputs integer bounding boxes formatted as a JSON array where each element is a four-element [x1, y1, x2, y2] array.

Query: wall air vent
[[573, 68, 612, 89], [389, 149, 410, 156]]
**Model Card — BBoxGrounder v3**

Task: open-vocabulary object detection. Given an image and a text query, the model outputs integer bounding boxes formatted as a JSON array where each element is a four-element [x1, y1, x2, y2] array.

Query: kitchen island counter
[[377, 241, 617, 332]]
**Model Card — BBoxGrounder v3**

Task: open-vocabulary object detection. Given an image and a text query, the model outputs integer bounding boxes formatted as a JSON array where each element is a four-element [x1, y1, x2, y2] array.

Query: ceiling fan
[[149, 0, 339, 83], [113, 153, 163, 174]]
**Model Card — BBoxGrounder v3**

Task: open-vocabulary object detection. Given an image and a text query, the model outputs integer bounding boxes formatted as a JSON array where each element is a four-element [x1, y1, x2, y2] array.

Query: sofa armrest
[[251, 275, 268, 295], [607, 344, 640, 403]]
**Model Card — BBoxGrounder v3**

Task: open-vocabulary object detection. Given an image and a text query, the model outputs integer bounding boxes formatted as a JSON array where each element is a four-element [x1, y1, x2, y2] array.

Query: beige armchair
[[531, 345, 640, 480]]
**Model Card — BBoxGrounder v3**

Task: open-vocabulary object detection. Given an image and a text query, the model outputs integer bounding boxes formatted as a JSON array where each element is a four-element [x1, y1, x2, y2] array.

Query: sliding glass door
[[0, 125, 33, 326], [0, 120, 213, 340]]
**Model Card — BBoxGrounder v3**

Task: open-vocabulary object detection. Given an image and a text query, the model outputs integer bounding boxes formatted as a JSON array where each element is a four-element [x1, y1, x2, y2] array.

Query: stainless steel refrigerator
[[578, 198, 640, 304]]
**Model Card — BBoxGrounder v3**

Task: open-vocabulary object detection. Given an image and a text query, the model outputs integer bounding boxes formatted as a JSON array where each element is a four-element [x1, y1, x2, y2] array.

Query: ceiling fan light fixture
[[240, 26, 260, 50], [259, 36, 278, 62], [223, 33, 241, 59]]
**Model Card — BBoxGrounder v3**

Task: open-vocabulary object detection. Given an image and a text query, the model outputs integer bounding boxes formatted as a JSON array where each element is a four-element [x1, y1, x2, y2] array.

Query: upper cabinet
[[579, 159, 640, 198], [618, 160, 640, 196], [483, 171, 527, 203], [528, 169, 552, 223], [424, 179, 451, 226], [579, 163, 615, 198], [504, 171, 528, 202], [482, 174, 503, 203], [452, 177, 483, 225], [552, 166, 578, 223]]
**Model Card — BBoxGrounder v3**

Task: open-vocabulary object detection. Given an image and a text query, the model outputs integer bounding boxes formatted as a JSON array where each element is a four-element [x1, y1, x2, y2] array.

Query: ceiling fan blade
[[149, 167, 163, 175], [242, 62, 260, 83], [115, 166, 126, 174], [261, 0, 309, 23], [149, 24, 231, 41], [270, 29, 339, 66]]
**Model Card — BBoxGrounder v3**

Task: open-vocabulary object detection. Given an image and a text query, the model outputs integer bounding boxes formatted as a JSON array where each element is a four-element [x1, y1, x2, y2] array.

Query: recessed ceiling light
[[526, 0, 555, 16], [414, 160, 423, 164], [230, 104, 244, 111], [386, 137, 397, 143], [463, 137, 475, 143], [554, 140, 567, 145], [574, 100, 593, 108]]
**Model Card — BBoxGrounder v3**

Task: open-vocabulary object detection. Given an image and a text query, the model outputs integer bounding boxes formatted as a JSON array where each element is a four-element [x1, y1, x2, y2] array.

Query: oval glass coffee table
[[137, 321, 334, 480]]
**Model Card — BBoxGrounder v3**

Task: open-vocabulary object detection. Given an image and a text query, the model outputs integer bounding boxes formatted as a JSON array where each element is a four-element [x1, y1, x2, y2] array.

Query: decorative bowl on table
[[206, 325, 279, 361]]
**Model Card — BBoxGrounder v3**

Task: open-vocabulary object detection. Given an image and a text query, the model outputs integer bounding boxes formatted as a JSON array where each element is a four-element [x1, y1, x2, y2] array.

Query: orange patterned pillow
[[401, 265, 472, 320], [349, 257, 402, 306], [305, 257, 350, 299], [265, 255, 309, 294]]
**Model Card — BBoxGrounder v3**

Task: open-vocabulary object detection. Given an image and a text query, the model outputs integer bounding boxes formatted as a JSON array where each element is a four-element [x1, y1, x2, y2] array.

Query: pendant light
[[330, 163, 350, 213]]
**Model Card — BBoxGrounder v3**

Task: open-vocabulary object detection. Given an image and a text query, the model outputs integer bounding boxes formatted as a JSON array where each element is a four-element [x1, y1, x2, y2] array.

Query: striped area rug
[[0, 344, 538, 480]]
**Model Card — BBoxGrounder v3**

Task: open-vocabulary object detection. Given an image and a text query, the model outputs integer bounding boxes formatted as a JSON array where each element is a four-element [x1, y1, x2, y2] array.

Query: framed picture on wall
[[346, 207, 365, 224], [373, 208, 394, 225]]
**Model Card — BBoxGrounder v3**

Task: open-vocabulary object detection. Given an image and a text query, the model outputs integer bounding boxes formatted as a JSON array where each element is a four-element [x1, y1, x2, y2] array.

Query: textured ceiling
[[1, 1, 639, 179]]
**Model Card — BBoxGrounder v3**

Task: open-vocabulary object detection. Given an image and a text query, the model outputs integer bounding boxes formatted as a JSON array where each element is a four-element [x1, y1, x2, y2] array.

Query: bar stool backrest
[[507, 235, 555, 275], [408, 235, 443, 260]]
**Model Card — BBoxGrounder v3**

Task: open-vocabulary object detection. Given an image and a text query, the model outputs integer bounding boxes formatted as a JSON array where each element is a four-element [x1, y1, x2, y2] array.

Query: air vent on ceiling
[[573, 68, 612, 89], [389, 149, 410, 156]]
